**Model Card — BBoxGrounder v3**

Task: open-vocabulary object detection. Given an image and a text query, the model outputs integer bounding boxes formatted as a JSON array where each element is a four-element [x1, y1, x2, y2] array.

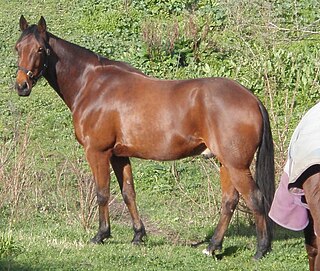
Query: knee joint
[[122, 190, 135, 205], [306, 244, 318, 258], [248, 190, 264, 213], [222, 194, 239, 213], [96, 192, 108, 206]]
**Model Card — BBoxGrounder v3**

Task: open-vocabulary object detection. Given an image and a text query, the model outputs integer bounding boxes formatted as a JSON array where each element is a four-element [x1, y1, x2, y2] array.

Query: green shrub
[[0, 231, 20, 259]]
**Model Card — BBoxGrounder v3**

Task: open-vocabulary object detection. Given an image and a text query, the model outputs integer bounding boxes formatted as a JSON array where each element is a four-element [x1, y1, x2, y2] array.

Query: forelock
[[17, 25, 43, 44]]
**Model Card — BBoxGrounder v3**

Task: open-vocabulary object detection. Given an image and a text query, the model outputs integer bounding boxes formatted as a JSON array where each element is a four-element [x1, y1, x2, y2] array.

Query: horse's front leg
[[304, 212, 317, 271], [303, 172, 320, 271], [86, 148, 112, 244], [111, 156, 146, 244]]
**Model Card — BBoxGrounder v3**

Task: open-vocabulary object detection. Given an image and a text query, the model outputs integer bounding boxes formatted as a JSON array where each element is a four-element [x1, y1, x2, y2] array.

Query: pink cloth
[[269, 170, 308, 231]]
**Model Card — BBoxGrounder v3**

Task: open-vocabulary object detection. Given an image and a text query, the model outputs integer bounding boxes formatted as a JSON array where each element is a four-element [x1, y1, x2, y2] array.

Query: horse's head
[[15, 15, 50, 96]]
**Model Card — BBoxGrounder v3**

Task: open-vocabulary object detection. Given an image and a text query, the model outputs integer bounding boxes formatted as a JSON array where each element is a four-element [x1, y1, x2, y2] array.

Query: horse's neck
[[45, 34, 95, 111]]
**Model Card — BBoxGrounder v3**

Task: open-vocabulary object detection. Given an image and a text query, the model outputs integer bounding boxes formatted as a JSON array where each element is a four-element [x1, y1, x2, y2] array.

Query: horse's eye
[[38, 47, 43, 53]]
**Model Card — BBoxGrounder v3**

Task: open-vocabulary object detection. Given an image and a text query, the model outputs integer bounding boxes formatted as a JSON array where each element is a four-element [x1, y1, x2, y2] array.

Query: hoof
[[203, 243, 222, 257], [202, 248, 213, 256], [132, 225, 146, 244], [132, 239, 144, 245], [253, 251, 263, 260], [90, 237, 104, 244], [132, 233, 146, 245], [253, 247, 271, 260], [90, 229, 111, 244], [132, 232, 146, 245]]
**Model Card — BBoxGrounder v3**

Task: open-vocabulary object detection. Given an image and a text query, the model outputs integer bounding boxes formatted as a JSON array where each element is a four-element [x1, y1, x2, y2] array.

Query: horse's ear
[[37, 16, 47, 33], [19, 15, 28, 31]]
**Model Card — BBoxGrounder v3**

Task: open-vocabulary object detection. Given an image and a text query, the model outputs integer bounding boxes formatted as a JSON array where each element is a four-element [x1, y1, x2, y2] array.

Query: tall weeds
[[0, 119, 97, 230], [0, 119, 33, 225], [68, 159, 97, 231]]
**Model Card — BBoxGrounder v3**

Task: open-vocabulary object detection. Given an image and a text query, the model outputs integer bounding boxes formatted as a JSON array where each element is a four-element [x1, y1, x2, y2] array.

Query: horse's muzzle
[[15, 81, 31, 96]]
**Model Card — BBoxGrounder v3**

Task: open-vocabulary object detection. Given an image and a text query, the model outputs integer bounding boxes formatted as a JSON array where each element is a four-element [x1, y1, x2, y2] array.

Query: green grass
[[0, 0, 319, 270], [0, 220, 308, 270]]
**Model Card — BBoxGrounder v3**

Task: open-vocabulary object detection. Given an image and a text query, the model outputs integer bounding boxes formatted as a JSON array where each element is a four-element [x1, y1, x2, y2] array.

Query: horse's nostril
[[21, 82, 28, 89], [16, 81, 27, 90], [15, 81, 31, 96], [22, 82, 28, 89]]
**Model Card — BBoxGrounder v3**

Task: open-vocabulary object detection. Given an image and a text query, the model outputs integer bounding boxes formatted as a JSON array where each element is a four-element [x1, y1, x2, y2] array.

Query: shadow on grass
[[185, 223, 301, 243], [228, 223, 303, 241], [203, 221, 304, 242], [177, 221, 304, 261], [215, 246, 240, 260], [186, 221, 304, 257], [0, 258, 41, 271]]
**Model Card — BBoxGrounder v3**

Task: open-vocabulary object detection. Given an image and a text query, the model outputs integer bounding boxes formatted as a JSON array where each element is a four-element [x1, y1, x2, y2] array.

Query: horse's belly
[[112, 141, 207, 161]]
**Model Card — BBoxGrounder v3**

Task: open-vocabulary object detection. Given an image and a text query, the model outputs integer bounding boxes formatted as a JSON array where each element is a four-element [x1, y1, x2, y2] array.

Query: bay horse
[[15, 16, 275, 259]]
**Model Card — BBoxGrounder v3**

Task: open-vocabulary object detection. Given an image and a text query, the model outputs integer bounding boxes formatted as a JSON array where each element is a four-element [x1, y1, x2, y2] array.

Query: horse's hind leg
[[303, 171, 320, 271], [204, 165, 239, 255], [228, 167, 271, 259], [111, 156, 146, 244]]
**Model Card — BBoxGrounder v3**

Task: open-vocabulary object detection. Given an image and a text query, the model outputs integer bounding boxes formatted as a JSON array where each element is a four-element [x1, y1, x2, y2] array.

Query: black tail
[[255, 101, 275, 240]]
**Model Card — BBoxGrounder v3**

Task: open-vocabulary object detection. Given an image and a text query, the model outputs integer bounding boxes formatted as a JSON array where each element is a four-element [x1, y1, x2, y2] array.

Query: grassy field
[[1, 0, 320, 270]]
